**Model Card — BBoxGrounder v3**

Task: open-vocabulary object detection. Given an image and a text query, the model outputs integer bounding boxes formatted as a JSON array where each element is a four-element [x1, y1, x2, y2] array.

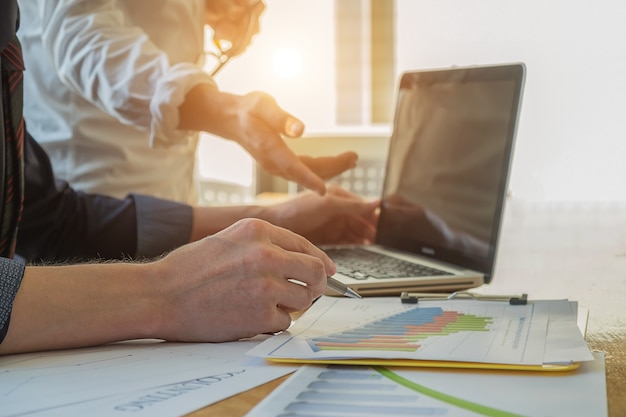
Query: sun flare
[[272, 47, 303, 78]]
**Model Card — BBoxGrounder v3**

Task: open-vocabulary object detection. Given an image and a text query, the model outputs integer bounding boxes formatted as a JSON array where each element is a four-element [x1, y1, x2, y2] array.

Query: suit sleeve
[[16, 131, 192, 263], [0, 257, 24, 344]]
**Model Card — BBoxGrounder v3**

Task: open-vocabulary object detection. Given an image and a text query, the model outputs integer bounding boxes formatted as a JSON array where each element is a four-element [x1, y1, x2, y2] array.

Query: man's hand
[[2, 219, 333, 354], [265, 185, 379, 245], [154, 218, 334, 342], [229, 91, 358, 195], [180, 87, 358, 195]]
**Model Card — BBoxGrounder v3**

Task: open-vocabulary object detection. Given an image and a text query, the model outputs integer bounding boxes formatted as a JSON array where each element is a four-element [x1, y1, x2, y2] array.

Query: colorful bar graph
[[308, 307, 492, 352]]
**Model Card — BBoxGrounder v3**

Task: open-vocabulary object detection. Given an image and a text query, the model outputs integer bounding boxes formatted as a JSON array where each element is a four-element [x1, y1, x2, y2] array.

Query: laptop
[[324, 63, 526, 296]]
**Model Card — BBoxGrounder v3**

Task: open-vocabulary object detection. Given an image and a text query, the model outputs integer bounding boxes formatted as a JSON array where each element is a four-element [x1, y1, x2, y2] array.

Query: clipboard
[[267, 357, 580, 372], [400, 291, 529, 305], [251, 295, 590, 373], [269, 293, 581, 371]]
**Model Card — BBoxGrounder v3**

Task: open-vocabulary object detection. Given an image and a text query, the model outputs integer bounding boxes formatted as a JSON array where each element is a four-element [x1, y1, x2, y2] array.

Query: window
[[197, 0, 394, 203]]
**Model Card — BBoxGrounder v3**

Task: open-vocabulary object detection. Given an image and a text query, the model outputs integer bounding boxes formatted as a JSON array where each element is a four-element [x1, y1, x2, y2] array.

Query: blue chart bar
[[275, 367, 448, 417]]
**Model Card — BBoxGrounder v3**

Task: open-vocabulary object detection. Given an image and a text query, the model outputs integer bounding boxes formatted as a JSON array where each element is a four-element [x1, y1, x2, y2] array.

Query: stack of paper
[[247, 296, 594, 370], [245, 296, 607, 417], [0, 336, 296, 417], [245, 353, 608, 417]]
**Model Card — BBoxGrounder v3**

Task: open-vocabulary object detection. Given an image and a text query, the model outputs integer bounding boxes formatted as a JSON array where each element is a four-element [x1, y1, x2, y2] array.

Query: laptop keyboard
[[323, 247, 449, 280]]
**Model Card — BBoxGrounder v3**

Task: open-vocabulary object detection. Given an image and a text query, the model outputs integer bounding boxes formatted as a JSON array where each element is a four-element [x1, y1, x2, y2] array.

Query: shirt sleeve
[[17, 131, 193, 262], [0, 257, 25, 344], [33, 0, 215, 147], [133, 194, 193, 259]]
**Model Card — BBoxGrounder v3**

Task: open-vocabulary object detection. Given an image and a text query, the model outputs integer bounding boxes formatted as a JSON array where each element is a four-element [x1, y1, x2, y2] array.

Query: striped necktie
[[0, 36, 25, 258]]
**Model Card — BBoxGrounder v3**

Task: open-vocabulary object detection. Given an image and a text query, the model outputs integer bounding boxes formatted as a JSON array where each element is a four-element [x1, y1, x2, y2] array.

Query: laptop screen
[[376, 64, 525, 281]]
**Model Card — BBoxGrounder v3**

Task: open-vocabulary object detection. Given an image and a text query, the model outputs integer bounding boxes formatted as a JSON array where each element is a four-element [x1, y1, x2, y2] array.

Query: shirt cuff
[[132, 194, 193, 258], [0, 257, 26, 344]]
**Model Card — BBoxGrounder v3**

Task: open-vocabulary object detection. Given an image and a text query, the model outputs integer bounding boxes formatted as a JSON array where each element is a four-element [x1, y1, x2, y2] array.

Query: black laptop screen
[[376, 64, 525, 281]]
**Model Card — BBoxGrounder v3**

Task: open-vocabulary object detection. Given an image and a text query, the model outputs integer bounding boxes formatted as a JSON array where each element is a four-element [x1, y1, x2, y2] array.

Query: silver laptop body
[[324, 63, 526, 296]]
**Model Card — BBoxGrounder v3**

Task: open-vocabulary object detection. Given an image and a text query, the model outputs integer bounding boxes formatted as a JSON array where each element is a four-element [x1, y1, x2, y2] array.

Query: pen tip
[[347, 288, 362, 299]]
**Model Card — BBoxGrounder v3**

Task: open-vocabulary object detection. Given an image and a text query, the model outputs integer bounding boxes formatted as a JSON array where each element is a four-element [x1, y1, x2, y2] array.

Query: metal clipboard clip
[[400, 291, 528, 305]]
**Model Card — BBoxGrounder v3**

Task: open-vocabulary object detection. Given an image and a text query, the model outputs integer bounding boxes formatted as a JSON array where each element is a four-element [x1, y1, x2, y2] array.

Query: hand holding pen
[[327, 276, 362, 299]]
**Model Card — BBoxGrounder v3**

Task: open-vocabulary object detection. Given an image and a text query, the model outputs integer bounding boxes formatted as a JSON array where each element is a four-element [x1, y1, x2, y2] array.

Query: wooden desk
[[189, 200, 626, 416]]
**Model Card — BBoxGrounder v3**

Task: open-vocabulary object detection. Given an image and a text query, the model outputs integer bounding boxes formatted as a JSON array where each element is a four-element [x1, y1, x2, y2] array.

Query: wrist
[[178, 84, 240, 136], [127, 262, 170, 340], [137, 261, 178, 341], [190, 204, 270, 242]]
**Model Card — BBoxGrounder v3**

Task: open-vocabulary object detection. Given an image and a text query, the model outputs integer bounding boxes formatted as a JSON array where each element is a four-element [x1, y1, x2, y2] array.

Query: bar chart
[[265, 366, 452, 417], [249, 297, 570, 365], [307, 306, 492, 353], [246, 357, 608, 417]]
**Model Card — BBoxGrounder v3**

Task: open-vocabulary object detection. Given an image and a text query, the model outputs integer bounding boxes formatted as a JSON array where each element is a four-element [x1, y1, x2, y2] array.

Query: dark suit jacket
[[2, 0, 191, 263]]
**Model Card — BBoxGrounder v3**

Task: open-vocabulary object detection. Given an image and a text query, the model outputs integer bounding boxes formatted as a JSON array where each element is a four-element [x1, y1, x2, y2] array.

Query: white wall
[[212, 0, 626, 202], [396, 0, 626, 202], [212, 0, 337, 131], [198, 0, 338, 195]]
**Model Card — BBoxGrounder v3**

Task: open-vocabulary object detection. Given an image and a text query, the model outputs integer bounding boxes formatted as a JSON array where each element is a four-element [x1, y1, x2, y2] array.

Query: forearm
[[190, 204, 271, 241], [178, 83, 241, 138], [1, 218, 335, 355], [0, 263, 163, 355]]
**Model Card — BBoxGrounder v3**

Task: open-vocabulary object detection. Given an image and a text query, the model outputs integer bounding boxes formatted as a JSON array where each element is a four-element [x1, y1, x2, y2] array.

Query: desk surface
[[188, 200, 626, 417]]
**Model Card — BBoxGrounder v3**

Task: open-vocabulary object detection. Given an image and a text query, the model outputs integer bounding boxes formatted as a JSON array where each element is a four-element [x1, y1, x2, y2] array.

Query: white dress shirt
[[18, 0, 215, 203]]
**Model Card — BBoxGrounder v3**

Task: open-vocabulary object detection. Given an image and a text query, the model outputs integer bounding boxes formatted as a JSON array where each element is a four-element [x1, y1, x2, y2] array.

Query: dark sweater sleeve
[[16, 131, 192, 263], [0, 257, 25, 344]]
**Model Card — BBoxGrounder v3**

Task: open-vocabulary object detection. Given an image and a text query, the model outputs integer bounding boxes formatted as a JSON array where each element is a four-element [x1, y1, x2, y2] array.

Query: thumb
[[247, 91, 305, 138], [284, 116, 305, 138]]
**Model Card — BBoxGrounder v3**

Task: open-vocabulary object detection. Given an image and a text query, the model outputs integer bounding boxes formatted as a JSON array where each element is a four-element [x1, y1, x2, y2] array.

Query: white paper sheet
[[0, 337, 296, 417], [245, 351, 608, 417], [247, 297, 594, 365]]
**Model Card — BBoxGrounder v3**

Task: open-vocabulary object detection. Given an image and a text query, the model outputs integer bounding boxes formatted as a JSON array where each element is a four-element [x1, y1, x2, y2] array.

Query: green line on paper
[[375, 366, 528, 417]]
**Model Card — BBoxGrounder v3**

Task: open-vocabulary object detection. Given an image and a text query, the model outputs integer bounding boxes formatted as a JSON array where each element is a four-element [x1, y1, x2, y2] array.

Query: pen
[[327, 276, 362, 299]]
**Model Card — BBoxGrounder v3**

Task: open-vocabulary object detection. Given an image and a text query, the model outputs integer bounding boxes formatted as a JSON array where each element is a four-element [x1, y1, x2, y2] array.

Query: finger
[[344, 216, 377, 242], [338, 200, 379, 242], [325, 185, 380, 208], [298, 152, 358, 180], [325, 183, 358, 198], [273, 310, 294, 333], [325, 210, 377, 244], [283, 116, 305, 137], [265, 222, 336, 275], [277, 276, 324, 313], [248, 92, 305, 138], [277, 251, 330, 302], [253, 304, 293, 336], [324, 193, 380, 218], [259, 142, 327, 195], [243, 93, 325, 193]]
